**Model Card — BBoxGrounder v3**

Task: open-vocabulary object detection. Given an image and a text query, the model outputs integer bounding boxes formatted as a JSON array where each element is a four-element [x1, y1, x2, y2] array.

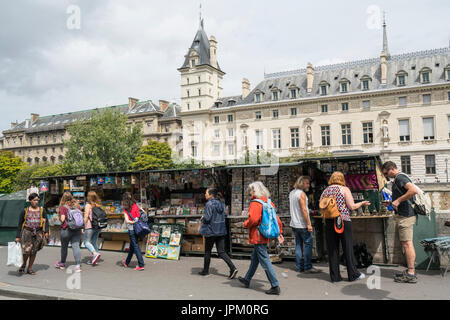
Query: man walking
[[382, 161, 419, 283], [289, 176, 320, 273]]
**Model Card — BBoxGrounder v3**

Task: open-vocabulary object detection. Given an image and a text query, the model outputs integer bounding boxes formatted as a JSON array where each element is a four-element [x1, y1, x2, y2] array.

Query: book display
[[145, 224, 184, 260]]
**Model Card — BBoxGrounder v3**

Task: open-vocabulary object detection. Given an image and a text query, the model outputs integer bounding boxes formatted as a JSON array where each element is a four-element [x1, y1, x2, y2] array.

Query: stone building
[[180, 20, 450, 183], [0, 98, 182, 164]]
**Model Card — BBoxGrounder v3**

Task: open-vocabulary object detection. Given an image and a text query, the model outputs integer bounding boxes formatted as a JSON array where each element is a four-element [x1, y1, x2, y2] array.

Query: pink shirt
[[84, 203, 93, 229]]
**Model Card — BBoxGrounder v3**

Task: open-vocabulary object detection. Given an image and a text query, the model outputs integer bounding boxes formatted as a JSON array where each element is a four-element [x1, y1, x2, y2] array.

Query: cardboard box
[[111, 233, 129, 241], [181, 242, 192, 252], [167, 218, 176, 224], [194, 236, 204, 245], [101, 241, 124, 251], [191, 244, 205, 252]]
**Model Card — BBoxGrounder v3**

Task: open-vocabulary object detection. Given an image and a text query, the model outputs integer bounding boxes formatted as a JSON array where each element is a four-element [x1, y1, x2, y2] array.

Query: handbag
[[125, 209, 150, 238], [319, 197, 340, 219]]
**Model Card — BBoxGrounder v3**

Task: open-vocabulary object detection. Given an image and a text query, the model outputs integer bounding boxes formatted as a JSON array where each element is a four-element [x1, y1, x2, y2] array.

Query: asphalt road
[[0, 245, 449, 300]]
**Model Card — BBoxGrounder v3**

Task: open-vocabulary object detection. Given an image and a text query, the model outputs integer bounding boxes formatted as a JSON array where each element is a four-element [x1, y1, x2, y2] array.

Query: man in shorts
[[382, 161, 419, 283]]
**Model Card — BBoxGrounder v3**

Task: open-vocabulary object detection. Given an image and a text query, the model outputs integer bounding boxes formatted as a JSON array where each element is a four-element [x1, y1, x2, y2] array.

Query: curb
[[0, 282, 123, 300]]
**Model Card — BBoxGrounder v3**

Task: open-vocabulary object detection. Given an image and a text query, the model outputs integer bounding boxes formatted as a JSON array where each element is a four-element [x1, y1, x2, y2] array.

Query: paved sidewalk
[[0, 246, 449, 300]]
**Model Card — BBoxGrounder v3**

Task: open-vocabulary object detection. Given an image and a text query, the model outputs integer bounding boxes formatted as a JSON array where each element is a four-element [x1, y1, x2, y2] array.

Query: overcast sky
[[1, 0, 449, 133]]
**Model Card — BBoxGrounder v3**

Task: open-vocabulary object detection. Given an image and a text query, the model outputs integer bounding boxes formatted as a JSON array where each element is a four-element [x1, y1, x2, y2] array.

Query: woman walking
[[83, 191, 102, 266], [320, 171, 370, 282], [198, 188, 238, 279], [238, 182, 284, 295], [55, 192, 83, 272], [122, 192, 145, 271], [15, 193, 49, 275]]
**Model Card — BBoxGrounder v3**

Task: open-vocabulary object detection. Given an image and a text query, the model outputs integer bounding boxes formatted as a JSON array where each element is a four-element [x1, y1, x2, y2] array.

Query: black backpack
[[92, 206, 108, 229]]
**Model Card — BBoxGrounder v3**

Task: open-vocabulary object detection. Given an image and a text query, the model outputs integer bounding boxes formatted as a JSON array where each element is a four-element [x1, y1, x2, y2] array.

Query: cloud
[[0, 0, 449, 133]]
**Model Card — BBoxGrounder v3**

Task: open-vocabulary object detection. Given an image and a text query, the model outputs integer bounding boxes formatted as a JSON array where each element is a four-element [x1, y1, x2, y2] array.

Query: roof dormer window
[[254, 90, 264, 103], [420, 67, 431, 84], [271, 89, 280, 101], [227, 100, 236, 107], [360, 75, 372, 91], [339, 78, 350, 93], [396, 70, 408, 86], [319, 81, 330, 95]]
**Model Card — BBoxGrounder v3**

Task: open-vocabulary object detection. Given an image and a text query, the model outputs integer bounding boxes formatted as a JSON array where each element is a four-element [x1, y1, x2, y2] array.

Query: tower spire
[[199, 3, 203, 29], [381, 11, 390, 58]]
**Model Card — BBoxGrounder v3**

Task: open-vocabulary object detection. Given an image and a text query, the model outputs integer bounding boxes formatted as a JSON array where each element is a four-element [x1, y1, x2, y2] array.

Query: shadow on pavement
[[7, 264, 49, 277], [340, 283, 395, 300]]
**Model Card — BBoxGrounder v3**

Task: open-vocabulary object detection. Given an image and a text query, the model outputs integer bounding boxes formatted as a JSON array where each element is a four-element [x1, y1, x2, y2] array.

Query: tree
[[131, 140, 173, 170], [0, 151, 26, 194], [13, 163, 64, 192], [63, 108, 143, 174]]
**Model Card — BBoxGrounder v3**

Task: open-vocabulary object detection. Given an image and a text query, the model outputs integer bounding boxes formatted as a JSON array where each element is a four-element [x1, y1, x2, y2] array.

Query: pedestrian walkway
[[0, 246, 449, 300]]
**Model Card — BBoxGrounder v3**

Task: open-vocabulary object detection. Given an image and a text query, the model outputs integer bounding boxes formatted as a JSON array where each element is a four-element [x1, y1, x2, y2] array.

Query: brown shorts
[[395, 215, 416, 242]]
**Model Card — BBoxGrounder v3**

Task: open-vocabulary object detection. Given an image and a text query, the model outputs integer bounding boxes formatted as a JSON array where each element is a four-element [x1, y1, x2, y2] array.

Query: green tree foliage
[[131, 140, 173, 170], [12, 163, 64, 192], [63, 108, 143, 174], [0, 151, 26, 193]]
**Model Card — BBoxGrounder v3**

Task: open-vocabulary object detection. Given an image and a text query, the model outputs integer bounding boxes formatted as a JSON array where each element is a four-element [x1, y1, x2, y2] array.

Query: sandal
[[26, 269, 36, 275], [18, 266, 25, 274]]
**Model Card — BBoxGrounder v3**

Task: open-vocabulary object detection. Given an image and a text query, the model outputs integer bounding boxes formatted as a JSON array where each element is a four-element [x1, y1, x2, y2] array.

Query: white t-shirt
[[289, 189, 309, 229]]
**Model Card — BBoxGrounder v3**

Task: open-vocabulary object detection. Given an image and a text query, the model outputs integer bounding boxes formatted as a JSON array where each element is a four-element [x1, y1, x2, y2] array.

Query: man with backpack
[[382, 161, 419, 283], [237, 181, 284, 295]]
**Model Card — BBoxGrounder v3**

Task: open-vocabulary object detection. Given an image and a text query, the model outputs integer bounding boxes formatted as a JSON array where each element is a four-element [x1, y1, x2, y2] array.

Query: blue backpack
[[252, 198, 280, 239]]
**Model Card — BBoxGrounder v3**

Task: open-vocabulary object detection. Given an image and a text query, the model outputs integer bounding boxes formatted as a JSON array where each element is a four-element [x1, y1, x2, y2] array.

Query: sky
[[1, 0, 449, 133]]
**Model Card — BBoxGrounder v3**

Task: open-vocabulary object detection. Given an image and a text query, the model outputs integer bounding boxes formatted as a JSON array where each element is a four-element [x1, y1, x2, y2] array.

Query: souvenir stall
[[226, 154, 393, 264]]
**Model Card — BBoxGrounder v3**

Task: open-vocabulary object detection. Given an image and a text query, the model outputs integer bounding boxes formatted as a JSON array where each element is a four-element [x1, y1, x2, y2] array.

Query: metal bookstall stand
[[225, 154, 394, 264]]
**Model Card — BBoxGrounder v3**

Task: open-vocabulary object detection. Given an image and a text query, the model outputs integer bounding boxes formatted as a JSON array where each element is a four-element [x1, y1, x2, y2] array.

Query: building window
[[290, 89, 297, 99], [187, 78, 189, 85], [187, 103, 190, 110], [401, 156, 411, 175], [272, 129, 281, 149], [191, 59, 196, 67], [425, 155, 436, 174], [321, 126, 331, 146], [272, 110, 279, 118], [198, 89, 201, 96], [399, 96, 407, 107], [423, 117, 435, 140], [290, 128, 299, 148], [51, 156, 55, 164], [19, 137, 22, 145], [60, 147, 63, 152], [290, 108, 297, 116], [37, 136, 40, 144], [448, 116, 450, 138], [362, 122, 373, 144], [321, 105, 328, 113], [421, 72, 430, 83], [446, 68, 450, 81], [228, 143, 234, 156], [227, 115, 233, 123], [362, 100, 370, 110], [255, 130, 263, 150], [198, 76, 201, 83], [228, 128, 234, 137], [214, 129, 220, 139], [255, 111, 261, 120], [52, 147, 55, 153], [399, 119, 411, 141], [341, 124, 351, 145], [187, 90, 190, 98], [320, 85, 327, 95], [272, 91, 279, 101], [255, 93, 261, 103], [397, 74, 406, 86], [341, 82, 348, 93], [423, 94, 431, 104], [45, 136, 48, 144], [213, 144, 220, 157], [448, 92, 450, 101], [61, 134, 64, 142], [342, 103, 349, 111], [214, 116, 219, 124], [191, 144, 197, 157], [30, 137, 33, 146], [227, 100, 235, 107], [362, 80, 369, 90], [34, 158, 39, 164]]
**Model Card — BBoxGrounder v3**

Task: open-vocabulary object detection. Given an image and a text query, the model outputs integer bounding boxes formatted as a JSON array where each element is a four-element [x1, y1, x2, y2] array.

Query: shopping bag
[[7, 242, 23, 268]]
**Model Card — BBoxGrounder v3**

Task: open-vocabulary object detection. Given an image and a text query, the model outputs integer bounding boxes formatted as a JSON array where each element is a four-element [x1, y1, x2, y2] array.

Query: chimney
[[128, 97, 139, 110], [209, 36, 218, 68], [306, 63, 314, 93], [242, 78, 250, 99], [31, 113, 39, 124], [159, 100, 169, 112]]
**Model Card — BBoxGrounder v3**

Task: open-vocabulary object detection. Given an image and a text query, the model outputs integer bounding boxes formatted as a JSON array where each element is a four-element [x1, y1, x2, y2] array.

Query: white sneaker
[[357, 273, 365, 280]]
